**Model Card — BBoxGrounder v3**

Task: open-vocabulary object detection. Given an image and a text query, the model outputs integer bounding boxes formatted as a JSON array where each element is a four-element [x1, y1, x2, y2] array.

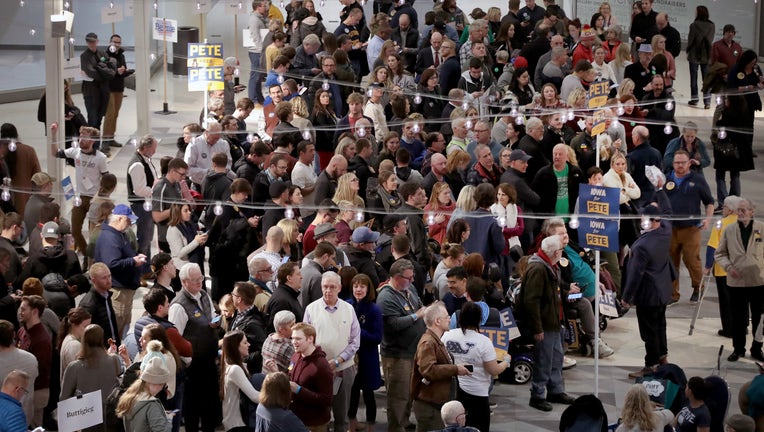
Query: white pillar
[[44, 0, 64, 202], [133, 0, 151, 135]]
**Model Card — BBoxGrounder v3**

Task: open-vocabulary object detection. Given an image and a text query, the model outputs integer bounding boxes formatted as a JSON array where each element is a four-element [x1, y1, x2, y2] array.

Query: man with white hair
[[262, 310, 296, 373], [292, 34, 321, 81], [519, 235, 575, 411], [532, 143, 583, 217], [169, 263, 221, 432], [704, 195, 742, 339], [412, 303, 471, 431], [184, 122, 233, 187], [439, 400, 479, 431], [517, 117, 548, 181], [304, 271, 360, 432]]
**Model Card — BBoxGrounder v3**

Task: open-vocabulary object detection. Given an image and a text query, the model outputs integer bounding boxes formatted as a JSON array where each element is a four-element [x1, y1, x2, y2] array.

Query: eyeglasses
[[16, 386, 29, 396], [174, 169, 187, 177], [396, 274, 415, 282], [258, 268, 273, 274], [231, 293, 240, 298]]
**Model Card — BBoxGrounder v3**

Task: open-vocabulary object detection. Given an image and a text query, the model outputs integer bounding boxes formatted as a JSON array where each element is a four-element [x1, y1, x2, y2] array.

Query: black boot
[[751, 341, 764, 362]]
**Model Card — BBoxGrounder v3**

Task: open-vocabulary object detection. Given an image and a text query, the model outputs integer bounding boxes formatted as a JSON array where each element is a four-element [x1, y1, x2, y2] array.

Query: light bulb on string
[[110, 2, 114, 8], [568, 216, 579, 229], [71, 138, 79, 149], [498, 216, 506, 228], [277, 74, 284, 84], [665, 100, 673, 110], [322, 80, 330, 91], [143, 199, 153, 212], [412, 123, 420, 133], [268, 112, 275, 118], [319, 0, 325, 6], [366, 88, 373, 98], [65, 1, 70, 9], [19, 0, 25, 7], [716, 95, 722, 105], [73, 195, 82, 207], [355, 210, 364, 223], [1, 190, 10, 202], [715, 219, 723, 229], [247, 133, 255, 143], [567, 110, 575, 121], [663, 123, 672, 135], [426, 212, 435, 226], [213, 202, 224, 216], [280, 0, 284, 7], [302, 130, 311, 140], [238, 2, 243, 9], [356, 127, 367, 138], [153, 1, 157, 10], [461, 101, 469, 110], [641, 215, 651, 230], [69, 37, 75, 44], [616, 103, 625, 116], [510, 107, 519, 117], [196, 2, 201, 10], [718, 127, 727, 140], [29, 29, 36, 36], [285, 206, 295, 219], [413, 93, 422, 104], [465, 119, 473, 130], [359, 0, 366, 5], [8, 140, 17, 152], [514, 116, 524, 125], [234, 67, 239, 77], [150, 53, 157, 61]]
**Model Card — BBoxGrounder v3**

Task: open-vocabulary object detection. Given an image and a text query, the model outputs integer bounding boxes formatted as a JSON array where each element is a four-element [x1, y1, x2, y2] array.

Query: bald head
[[328, 155, 348, 177], [632, 126, 649, 145], [550, 35, 564, 48], [656, 13, 668, 30]]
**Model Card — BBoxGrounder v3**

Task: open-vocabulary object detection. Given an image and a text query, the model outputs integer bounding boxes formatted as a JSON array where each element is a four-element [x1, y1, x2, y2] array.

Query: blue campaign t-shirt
[[676, 403, 711, 432]]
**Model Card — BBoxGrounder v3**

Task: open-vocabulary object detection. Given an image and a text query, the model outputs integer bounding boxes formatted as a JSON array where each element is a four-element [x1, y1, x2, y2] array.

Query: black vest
[[133, 313, 175, 346], [171, 289, 219, 359], [127, 152, 155, 202]]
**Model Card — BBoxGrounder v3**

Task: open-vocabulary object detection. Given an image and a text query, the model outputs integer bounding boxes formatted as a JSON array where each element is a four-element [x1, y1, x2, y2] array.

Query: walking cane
[[689, 273, 713, 336]]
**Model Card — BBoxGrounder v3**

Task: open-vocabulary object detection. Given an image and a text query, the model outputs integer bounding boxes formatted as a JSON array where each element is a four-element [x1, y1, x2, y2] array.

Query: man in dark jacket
[[531, 144, 583, 217], [519, 27, 551, 78], [399, 182, 432, 271], [230, 282, 268, 373], [201, 152, 233, 228], [93, 204, 147, 338], [627, 126, 663, 207], [438, 39, 461, 96], [235, 141, 270, 184], [517, 117, 549, 181], [622, 188, 674, 378], [15, 221, 81, 291], [341, 227, 387, 289], [519, 235, 575, 411], [78, 263, 120, 346], [629, 0, 658, 51], [103, 34, 132, 152], [642, 75, 678, 155], [79, 32, 115, 130], [656, 13, 681, 57], [462, 184, 507, 267], [265, 262, 304, 333]]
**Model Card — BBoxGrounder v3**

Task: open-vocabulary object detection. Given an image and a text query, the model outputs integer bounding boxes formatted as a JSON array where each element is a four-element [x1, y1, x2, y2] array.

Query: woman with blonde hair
[[116, 353, 173, 432], [289, 96, 315, 142], [603, 151, 641, 248], [333, 173, 365, 209], [616, 384, 673, 432], [611, 43, 633, 83], [651, 34, 676, 87], [616, 78, 636, 100], [423, 182, 455, 245], [599, 2, 619, 29], [277, 218, 302, 262], [447, 185, 476, 231], [335, 136, 357, 163]]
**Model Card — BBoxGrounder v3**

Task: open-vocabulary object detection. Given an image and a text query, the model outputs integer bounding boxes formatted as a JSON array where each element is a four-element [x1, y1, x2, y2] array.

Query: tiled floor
[[2, 51, 764, 430]]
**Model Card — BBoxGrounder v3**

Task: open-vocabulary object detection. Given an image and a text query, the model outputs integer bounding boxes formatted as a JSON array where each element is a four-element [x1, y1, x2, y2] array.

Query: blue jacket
[[94, 224, 140, 289], [255, 404, 308, 432], [0, 392, 27, 432], [347, 298, 383, 390], [627, 142, 663, 206], [665, 170, 714, 228], [662, 136, 711, 174], [622, 190, 676, 307], [462, 209, 506, 266]]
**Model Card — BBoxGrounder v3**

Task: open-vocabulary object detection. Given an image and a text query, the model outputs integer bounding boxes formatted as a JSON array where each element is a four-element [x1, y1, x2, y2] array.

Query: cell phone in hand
[[465, 364, 474, 372], [211, 315, 222, 324], [568, 292, 583, 300]]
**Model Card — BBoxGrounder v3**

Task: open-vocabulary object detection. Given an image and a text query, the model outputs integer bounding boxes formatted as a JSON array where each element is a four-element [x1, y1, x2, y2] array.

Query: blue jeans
[[715, 169, 741, 204], [689, 62, 710, 104], [248, 52, 263, 103], [530, 328, 565, 399], [131, 201, 155, 259]]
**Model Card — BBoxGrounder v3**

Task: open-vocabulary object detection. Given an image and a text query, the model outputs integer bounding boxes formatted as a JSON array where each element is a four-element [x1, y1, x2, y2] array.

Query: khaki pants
[[413, 399, 444, 432], [381, 356, 414, 432], [110, 287, 136, 339], [670, 226, 703, 301], [103, 91, 124, 141], [32, 388, 49, 428]]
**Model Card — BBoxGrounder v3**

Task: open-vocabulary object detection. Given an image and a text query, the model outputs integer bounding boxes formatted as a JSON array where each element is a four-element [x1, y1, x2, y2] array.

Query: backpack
[[104, 362, 141, 432]]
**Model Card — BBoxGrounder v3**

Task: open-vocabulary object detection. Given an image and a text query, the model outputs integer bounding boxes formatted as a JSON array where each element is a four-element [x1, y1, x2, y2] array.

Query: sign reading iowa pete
[[187, 43, 225, 91], [576, 184, 620, 252]]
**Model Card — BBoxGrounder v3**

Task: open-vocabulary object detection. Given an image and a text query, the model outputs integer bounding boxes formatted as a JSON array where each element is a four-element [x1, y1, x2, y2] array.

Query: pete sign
[[577, 184, 620, 252]]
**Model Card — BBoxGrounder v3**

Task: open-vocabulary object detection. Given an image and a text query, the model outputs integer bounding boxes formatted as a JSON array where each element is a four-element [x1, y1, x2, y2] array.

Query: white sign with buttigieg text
[[57, 390, 103, 432], [101, 4, 124, 24]]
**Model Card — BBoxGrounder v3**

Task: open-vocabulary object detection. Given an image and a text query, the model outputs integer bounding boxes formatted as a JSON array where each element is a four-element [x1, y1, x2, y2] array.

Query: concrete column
[[133, 0, 151, 135], [44, 0, 64, 202]]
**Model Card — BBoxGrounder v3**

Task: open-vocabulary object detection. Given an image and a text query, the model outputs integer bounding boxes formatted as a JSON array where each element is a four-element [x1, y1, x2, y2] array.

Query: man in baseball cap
[[343, 226, 385, 287]]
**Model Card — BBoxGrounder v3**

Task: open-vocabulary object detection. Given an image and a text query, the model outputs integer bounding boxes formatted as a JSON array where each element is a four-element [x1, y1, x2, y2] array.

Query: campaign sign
[[61, 176, 75, 201], [152, 18, 178, 43], [57, 390, 103, 432], [479, 308, 521, 359], [591, 108, 608, 136], [188, 67, 225, 91], [187, 43, 224, 68], [577, 184, 620, 252], [225, 0, 247, 15], [599, 290, 619, 317], [587, 81, 609, 109]]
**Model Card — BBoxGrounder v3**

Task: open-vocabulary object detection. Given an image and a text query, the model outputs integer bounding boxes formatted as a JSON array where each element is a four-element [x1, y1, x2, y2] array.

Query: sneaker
[[598, 339, 615, 358], [688, 99, 699, 106], [705, 104, 711, 109], [562, 356, 577, 370], [751, 350, 764, 362], [489, 399, 498, 409], [529, 397, 553, 412], [547, 392, 576, 404], [728, 351, 744, 362], [690, 291, 699, 303]]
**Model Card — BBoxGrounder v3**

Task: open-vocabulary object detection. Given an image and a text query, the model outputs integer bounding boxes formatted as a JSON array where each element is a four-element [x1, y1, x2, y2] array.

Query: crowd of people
[[2, 0, 764, 431]]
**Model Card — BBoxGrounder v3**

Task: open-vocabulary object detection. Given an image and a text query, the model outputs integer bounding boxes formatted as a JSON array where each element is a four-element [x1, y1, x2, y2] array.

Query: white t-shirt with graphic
[[441, 328, 496, 397]]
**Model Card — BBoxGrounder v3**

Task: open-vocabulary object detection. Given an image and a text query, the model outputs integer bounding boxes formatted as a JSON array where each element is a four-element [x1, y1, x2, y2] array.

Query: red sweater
[[288, 346, 333, 427], [17, 323, 52, 390]]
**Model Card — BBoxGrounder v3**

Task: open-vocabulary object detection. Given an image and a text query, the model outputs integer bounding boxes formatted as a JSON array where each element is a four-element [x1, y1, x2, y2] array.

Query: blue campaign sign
[[577, 184, 620, 252]]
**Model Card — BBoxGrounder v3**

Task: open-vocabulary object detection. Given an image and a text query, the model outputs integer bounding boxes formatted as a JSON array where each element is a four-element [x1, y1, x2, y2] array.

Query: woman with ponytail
[[220, 330, 261, 431], [116, 349, 174, 432], [57, 307, 91, 382]]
